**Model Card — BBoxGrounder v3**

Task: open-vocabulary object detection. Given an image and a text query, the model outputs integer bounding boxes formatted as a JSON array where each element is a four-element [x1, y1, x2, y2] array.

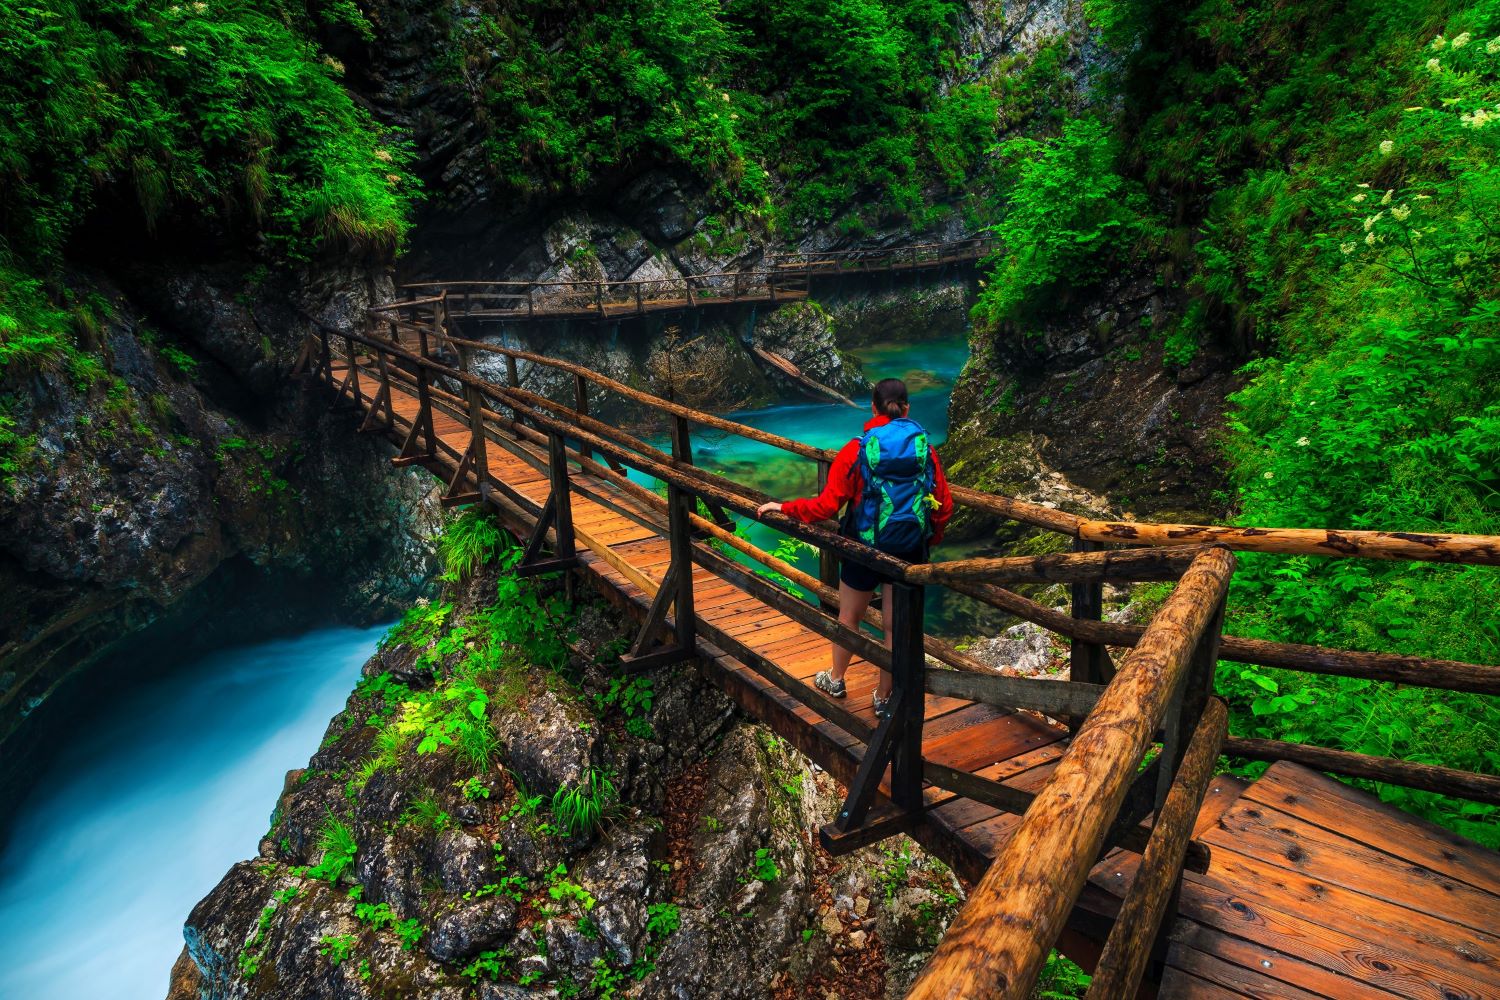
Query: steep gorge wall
[[0, 257, 441, 764]]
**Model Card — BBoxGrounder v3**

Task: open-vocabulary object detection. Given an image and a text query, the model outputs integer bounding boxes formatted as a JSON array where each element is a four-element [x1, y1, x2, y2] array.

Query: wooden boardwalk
[[393, 236, 994, 323], [321, 356, 1500, 1000]]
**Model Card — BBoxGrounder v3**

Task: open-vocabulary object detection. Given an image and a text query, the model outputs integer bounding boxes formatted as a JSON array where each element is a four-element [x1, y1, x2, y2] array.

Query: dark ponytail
[[872, 378, 909, 419]]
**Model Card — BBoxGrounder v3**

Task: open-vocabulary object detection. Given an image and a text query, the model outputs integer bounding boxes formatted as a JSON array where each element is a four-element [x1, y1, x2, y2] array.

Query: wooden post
[[596, 281, 605, 318], [411, 322, 435, 457], [635, 283, 643, 314], [318, 326, 333, 388], [549, 429, 576, 602], [817, 459, 840, 611], [769, 272, 778, 303], [344, 333, 361, 403], [889, 581, 926, 812], [459, 346, 490, 501], [668, 478, 696, 652], [1069, 536, 1108, 729], [573, 373, 592, 464], [527, 286, 535, 318]]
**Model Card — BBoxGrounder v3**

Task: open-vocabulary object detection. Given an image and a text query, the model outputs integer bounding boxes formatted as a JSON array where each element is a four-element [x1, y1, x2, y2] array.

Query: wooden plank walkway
[[331, 360, 1500, 999]]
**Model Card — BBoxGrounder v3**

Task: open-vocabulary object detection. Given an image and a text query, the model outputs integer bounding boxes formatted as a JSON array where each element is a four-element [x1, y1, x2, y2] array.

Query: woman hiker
[[756, 378, 953, 720]]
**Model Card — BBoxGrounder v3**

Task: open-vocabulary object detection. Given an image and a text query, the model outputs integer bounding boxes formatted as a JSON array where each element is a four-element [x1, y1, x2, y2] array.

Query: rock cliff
[[170, 562, 963, 999]]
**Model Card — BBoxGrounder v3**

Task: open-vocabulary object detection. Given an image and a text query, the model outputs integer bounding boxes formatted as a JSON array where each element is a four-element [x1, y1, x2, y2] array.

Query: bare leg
[[831, 580, 877, 682], [876, 582, 894, 700]]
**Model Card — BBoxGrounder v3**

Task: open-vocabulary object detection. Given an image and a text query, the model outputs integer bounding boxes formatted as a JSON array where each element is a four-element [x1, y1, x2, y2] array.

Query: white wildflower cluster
[[1296, 437, 1310, 447], [1351, 192, 1367, 203], [169, 44, 187, 55], [1364, 212, 1383, 231], [1379, 139, 1395, 155], [1392, 204, 1412, 221], [1432, 34, 1447, 50], [1380, 189, 1394, 205], [1488, 36, 1500, 55], [1340, 242, 1357, 255], [1428, 57, 1443, 73], [1459, 106, 1499, 129], [1453, 32, 1473, 49]]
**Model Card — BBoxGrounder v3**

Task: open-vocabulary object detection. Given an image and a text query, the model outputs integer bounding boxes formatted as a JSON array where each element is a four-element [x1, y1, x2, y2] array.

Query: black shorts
[[839, 545, 926, 593]]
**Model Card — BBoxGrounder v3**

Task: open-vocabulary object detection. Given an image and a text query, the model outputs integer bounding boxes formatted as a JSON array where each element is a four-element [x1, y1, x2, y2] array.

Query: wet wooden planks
[[332, 357, 1500, 1000], [1152, 762, 1500, 999]]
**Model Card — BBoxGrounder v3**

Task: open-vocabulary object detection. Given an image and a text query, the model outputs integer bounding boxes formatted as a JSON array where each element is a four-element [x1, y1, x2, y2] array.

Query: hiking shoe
[[814, 671, 846, 698], [872, 693, 893, 721]]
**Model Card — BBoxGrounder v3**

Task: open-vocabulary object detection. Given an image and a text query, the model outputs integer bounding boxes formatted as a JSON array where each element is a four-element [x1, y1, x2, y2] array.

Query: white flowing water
[[0, 625, 384, 1000]]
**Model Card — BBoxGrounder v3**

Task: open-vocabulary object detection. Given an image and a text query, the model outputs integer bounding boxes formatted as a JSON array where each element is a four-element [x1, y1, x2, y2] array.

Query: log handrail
[[371, 307, 1499, 566], [907, 546, 1237, 1000]]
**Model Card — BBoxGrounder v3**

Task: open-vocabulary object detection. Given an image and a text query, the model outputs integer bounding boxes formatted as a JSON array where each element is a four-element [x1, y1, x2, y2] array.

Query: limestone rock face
[[0, 261, 441, 765]]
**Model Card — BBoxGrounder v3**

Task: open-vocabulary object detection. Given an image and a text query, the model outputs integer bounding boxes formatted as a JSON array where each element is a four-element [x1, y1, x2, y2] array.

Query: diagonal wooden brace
[[628, 563, 679, 657], [522, 493, 557, 566], [824, 688, 908, 838]]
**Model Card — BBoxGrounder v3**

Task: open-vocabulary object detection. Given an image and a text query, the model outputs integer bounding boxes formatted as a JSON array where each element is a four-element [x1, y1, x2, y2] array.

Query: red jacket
[[781, 415, 954, 545]]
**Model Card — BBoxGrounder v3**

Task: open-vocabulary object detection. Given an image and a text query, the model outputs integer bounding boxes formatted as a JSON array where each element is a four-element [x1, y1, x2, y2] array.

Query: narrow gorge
[[2, 1, 1497, 999]]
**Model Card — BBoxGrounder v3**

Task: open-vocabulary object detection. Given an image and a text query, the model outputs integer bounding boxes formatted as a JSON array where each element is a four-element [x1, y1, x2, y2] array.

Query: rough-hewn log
[[944, 578, 1500, 695], [907, 546, 1236, 1000], [1225, 736, 1500, 804], [443, 333, 830, 460], [924, 670, 1106, 718], [948, 486, 1084, 536], [1080, 520, 1500, 566], [1087, 699, 1229, 998], [904, 546, 1203, 586]]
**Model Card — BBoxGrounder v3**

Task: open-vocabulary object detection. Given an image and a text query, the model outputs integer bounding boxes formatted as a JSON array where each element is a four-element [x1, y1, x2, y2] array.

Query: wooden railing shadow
[[294, 294, 1500, 1000]]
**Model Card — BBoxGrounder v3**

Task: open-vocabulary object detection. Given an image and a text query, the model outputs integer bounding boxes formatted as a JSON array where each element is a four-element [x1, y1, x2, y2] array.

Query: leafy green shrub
[[317, 933, 358, 967], [0, 0, 414, 270], [1054, 0, 1500, 842], [973, 117, 1157, 331], [749, 847, 780, 882]]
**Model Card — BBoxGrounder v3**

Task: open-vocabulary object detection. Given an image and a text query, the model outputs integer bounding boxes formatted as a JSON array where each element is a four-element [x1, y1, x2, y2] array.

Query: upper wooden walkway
[[394, 236, 994, 322], [297, 301, 1500, 1000]]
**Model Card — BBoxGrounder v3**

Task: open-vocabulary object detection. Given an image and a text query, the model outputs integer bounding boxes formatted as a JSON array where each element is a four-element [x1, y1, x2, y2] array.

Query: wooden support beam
[[627, 562, 679, 658], [1086, 699, 1229, 999], [924, 670, 1106, 719], [824, 690, 908, 837], [889, 581, 925, 812]]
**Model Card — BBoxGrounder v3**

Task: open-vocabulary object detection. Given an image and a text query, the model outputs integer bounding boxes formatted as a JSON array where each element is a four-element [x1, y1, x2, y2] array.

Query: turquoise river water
[[0, 626, 385, 999]]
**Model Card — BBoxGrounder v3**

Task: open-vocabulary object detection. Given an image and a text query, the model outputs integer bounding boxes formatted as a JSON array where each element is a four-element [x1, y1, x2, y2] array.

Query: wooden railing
[[764, 235, 997, 273], [296, 294, 1500, 999]]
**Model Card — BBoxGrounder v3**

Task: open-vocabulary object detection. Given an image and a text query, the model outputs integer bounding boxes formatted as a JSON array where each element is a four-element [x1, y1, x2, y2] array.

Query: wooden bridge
[[296, 295, 1500, 999], [396, 236, 994, 322]]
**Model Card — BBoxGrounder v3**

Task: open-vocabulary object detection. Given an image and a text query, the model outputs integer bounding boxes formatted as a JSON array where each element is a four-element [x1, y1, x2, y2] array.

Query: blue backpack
[[847, 417, 938, 552]]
